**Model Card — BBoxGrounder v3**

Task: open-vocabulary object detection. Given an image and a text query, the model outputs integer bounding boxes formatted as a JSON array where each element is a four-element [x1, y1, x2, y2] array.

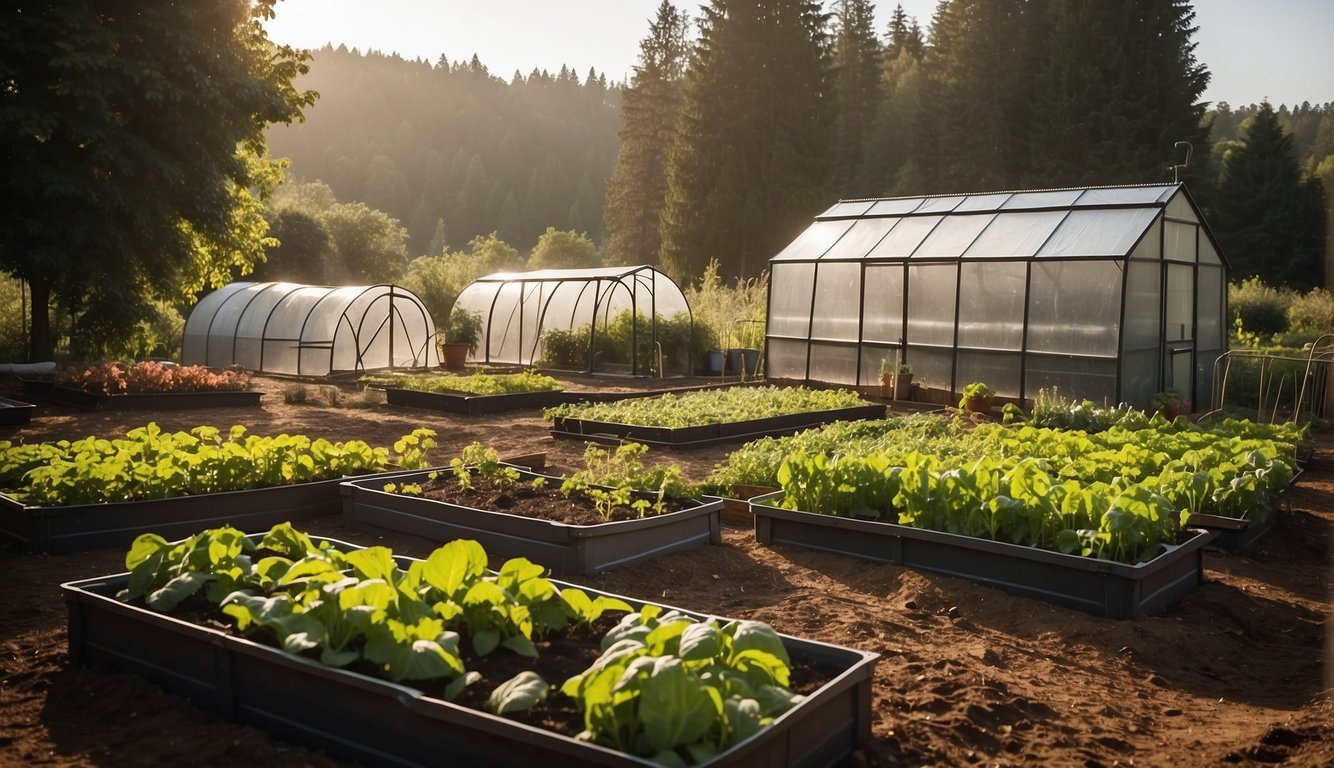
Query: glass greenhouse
[[765, 183, 1226, 409], [182, 283, 438, 376], [452, 266, 693, 375]]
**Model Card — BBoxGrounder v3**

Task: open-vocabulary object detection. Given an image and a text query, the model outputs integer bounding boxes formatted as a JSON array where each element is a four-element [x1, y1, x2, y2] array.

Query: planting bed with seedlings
[[0, 373, 1330, 767]]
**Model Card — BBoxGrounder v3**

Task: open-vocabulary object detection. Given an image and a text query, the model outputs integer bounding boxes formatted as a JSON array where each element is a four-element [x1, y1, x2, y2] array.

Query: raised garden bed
[[551, 405, 887, 448], [750, 492, 1217, 619], [1186, 511, 1275, 553], [342, 467, 722, 576], [384, 386, 572, 415], [0, 468, 431, 554], [21, 379, 261, 411], [62, 534, 879, 768], [0, 395, 35, 425]]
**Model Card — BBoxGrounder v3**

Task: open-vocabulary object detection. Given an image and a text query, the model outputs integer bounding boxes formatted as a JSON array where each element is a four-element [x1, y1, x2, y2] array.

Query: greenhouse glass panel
[[1166, 264, 1194, 342], [904, 347, 953, 395], [912, 214, 994, 259], [1199, 237, 1222, 265], [962, 211, 1065, 258], [1027, 260, 1120, 356], [1129, 220, 1162, 260], [771, 220, 854, 261], [809, 343, 859, 386], [1122, 260, 1162, 352], [866, 215, 942, 259], [1197, 349, 1221, 409], [1164, 221, 1196, 263], [914, 196, 965, 214], [1000, 189, 1082, 210], [1165, 192, 1198, 223], [955, 350, 1022, 398], [820, 200, 876, 218], [957, 262, 1025, 350], [861, 265, 905, 343], [1120, 348, 1159, 410], [811, 262, 862, 341], [1025, 355, 1117, 405], [204, 283, 271, 368], [766, 338, 809, 380], [1037, 208, 1156, 257], [860, 345, 902, 387], [953, 193, 1012, 212], [1197, 265, 1224, 349], [768, 263, 816, 337], [906, 264, 957, 347], [821, 218, 897, 260], [868, 197, 925, 216], [1072, 185, 1173, 207]]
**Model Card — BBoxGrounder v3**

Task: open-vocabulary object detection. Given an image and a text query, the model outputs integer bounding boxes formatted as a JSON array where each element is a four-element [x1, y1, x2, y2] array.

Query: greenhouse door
[[1164, 263, 1195, 403]]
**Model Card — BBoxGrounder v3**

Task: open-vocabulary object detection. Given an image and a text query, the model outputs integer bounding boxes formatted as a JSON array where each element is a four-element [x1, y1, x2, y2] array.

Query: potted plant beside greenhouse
[[878, 358, 913, 400], [440, 307, 483, 369]]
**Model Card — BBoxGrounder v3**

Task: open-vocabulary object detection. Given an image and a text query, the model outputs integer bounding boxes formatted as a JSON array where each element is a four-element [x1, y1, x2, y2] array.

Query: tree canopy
[[0, 0, 315, 359]]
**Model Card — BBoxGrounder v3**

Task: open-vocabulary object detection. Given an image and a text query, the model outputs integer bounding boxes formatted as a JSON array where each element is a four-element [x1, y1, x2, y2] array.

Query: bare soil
[[0, 373, 1330, 767]]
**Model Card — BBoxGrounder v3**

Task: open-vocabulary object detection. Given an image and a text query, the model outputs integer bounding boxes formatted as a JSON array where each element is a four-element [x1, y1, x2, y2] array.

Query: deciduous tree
[[0, 0, 314, 359]]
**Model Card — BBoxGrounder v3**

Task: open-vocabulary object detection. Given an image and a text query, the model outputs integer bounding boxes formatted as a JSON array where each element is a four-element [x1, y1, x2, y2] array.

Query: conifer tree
[[831, 0, 882, 195], [660, 0, 834, 281], [603, 1, 690, 267], [1212, 102, 1326, 289], [1025, 0, 1211, 188]]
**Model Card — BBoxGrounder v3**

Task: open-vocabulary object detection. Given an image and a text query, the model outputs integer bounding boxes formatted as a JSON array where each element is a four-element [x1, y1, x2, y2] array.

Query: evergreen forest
[[2, 0, 1331, 361], [267, 1, 1332, 288]]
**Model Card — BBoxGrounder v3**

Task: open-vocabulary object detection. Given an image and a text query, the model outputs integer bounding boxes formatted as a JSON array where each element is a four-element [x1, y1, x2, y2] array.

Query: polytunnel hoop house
[[182, 283, 438, 376], [452, 266, 694, 376], [765, 183, 1227, 410]]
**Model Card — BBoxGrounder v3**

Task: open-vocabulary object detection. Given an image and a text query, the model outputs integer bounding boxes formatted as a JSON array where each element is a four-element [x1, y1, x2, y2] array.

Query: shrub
[[1287, 287, 1334, 334], [1229, 278, 1292, 338]]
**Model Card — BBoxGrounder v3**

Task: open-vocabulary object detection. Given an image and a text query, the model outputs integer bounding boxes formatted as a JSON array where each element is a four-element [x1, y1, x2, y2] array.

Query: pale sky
[[263, 0, 1334, 108]]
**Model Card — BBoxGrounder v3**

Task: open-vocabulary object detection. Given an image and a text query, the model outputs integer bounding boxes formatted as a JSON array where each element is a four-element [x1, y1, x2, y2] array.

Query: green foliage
[[562, 606, 799, 762], [538, 309, 703, 375], [958, 381, 995, 409], [702, 415, 967, 494], [398, 233, 523, 331], [685, 259, 766, 355], [441, 307, 484, 351], [0, 0, 315, 360], [544, 386, 867, 429], [603, 0, 690, 269], [558, 442, 699, 519], [526, 227, 602, 270], [449, 442, 520, 491], [1026, 387, 1141, 433], [264, 46, 619, 256], [762, 417, 1303, 564], [660, 0, 835, 281], [364, 369, 562, 396], [318, 202, 412, 285], [0, 423, 441, 506], [1287, 287, 1334, 333], [118, 522, 801, 738], [538, 327, 587, 368], [1211, 102, 1326, 289], [1229, 278, 1294, 339]]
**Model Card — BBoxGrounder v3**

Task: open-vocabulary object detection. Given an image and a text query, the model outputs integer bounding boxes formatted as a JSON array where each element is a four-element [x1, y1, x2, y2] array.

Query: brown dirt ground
[[0, 373, 1330, 767]]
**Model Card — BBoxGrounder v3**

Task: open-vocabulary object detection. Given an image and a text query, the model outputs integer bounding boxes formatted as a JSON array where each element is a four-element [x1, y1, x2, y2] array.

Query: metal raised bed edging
[[750, 491, 1218, 619], [62, 534, 879, 768]]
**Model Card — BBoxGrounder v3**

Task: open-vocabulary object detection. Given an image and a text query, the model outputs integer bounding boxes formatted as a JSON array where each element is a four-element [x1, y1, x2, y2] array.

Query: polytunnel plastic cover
[[451, 266, 692, 375], [182, 283, 438, 376]]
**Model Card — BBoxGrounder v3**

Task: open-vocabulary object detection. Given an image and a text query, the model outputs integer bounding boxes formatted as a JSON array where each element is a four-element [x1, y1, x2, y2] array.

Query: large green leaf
[[485, 670, 550, 715], [639, 658, 721, 753]]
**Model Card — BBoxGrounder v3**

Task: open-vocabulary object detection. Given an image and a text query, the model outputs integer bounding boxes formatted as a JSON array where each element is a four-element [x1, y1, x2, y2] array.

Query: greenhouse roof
[[773, 183, 1223, 265]]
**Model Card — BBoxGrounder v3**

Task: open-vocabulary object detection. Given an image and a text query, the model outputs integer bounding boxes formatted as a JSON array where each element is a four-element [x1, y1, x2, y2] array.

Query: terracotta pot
[[441, 342, 471, 369], [881, 373, 914, 399], [961, 395, 994, 415]]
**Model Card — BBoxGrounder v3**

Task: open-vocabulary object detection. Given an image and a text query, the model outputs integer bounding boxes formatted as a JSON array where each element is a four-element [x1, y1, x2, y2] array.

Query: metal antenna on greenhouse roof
[[1170, 141, 1192, 183]]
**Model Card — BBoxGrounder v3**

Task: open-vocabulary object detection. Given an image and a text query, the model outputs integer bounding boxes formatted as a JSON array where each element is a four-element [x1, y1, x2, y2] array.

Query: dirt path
[[0, 374, 1329, 766]]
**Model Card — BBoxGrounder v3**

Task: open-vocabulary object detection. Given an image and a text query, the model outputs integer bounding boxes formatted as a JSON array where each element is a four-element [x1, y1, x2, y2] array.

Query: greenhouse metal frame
[[452, 265, 692, 375], [765, 183, 1227, 409], [182, 282, 438, 376]]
